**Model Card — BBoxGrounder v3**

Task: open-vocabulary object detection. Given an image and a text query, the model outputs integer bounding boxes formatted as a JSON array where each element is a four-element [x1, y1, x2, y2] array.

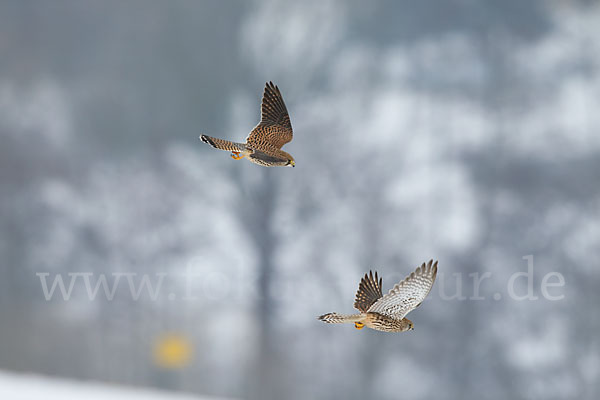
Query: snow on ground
[[0, 370, 236, 400]]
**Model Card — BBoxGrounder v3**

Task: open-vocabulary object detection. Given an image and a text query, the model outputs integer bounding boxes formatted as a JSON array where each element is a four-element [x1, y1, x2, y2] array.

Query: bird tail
[[200, 134, 246, 152], [317, 312, 364, 324]]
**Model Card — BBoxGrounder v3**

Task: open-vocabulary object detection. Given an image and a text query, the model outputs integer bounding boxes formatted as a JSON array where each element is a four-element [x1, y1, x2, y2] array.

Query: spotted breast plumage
[[200, 81, 295, 167], [318, 260, 438, 332]]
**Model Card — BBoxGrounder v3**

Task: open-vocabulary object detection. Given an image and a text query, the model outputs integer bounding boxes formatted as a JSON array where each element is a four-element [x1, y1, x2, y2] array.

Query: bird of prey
[[200, 81, 295, 167], [318, 260, 438, 332]]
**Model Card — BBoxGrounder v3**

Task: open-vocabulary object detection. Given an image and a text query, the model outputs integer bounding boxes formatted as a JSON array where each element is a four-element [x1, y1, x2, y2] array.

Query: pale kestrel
[[200, 82, 295, 167], [318, 260, 438, 332]]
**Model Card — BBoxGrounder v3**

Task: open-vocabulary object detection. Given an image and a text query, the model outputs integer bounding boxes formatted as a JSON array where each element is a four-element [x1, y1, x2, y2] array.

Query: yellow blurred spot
[[153, 333, 193, 369]]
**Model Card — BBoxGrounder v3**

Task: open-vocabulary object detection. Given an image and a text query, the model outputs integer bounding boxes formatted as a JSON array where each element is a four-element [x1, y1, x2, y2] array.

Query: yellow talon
[[354, 322, 365, 330], [230, 152, 245, 160]]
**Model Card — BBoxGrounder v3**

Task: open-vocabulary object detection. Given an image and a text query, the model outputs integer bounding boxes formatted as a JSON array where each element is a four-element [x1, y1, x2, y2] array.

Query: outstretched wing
[[368, 260, 438, 320], [247, 82, 293, 149], [354, 271, 383, 313]]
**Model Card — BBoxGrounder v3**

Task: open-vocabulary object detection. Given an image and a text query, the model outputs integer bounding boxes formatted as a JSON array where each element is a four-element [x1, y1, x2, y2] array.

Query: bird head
[[286, 158, 295, 167]]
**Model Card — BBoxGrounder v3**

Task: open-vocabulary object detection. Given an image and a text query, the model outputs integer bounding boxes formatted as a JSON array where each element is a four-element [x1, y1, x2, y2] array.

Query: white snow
[[0, 370, 236, 400]]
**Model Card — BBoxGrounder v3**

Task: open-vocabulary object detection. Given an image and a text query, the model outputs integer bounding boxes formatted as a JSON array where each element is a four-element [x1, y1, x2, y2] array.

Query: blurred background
[[1, 1, 599, 399]]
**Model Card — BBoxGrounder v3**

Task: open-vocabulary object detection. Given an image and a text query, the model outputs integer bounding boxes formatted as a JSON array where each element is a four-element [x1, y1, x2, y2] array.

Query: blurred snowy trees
[[1, 1, 599, 399]]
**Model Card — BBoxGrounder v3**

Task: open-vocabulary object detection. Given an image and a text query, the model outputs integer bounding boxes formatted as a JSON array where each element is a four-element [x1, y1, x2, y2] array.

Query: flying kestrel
[[200, 81, 295, 167], [318, 260, 438, 332]]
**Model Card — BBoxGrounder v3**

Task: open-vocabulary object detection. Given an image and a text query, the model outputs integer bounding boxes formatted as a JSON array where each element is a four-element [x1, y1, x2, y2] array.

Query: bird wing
[[368, 260, 438, 320], [248, 150, 289, 167], [353, 271, 383, 313], [246, 81, 293, 149]]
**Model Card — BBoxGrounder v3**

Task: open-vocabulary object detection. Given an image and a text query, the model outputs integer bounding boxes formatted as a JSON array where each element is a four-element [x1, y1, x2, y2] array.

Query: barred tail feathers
[[317, 313, 364, 324], [200, 134, 246, 152]]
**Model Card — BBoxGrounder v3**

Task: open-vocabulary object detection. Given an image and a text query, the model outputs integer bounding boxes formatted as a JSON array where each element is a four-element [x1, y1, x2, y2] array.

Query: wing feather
[[353, 271, 383, 313], [368, 260, 438, 319], [246, 82, 293, 149]]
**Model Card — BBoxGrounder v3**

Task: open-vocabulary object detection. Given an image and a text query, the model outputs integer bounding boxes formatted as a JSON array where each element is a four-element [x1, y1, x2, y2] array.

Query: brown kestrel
[[200, 82, 295, 167], [318, 260, 438, 332]]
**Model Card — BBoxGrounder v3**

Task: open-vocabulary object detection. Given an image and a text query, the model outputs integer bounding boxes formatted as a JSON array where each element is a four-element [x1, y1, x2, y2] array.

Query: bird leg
[[354, 322, 365, 330], [230, 152, 245, 160]]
